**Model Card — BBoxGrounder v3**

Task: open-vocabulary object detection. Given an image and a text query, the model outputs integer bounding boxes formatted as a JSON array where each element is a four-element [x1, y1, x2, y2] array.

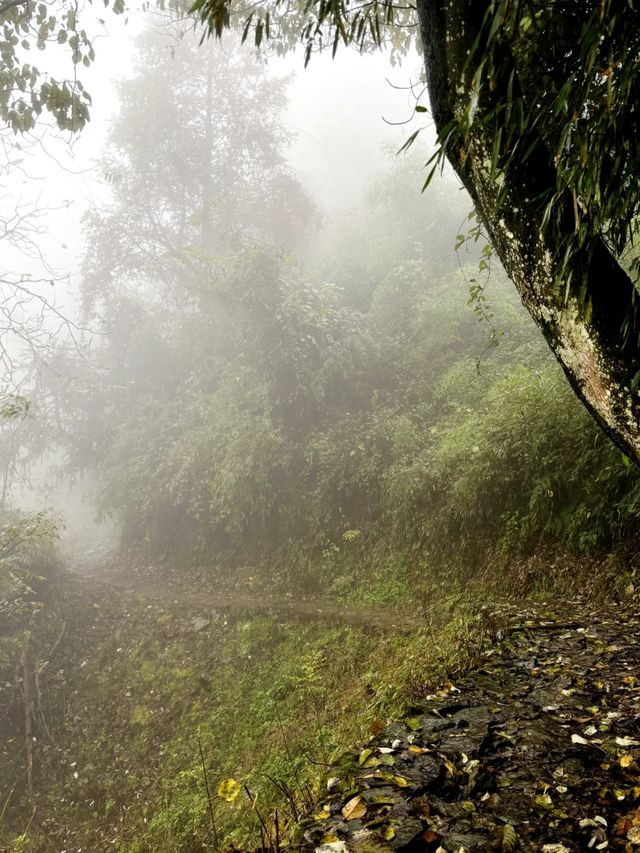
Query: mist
[[0, 16, 453, 553]]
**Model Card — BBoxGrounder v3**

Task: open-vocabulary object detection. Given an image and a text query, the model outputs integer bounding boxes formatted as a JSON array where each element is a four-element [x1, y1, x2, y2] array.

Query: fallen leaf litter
[[296, 600, 640, 852]]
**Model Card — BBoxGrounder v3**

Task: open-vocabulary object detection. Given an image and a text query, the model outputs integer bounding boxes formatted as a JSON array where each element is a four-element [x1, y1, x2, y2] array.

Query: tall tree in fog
[[82, 23, 313, 318], [65, 20, 325, 552]]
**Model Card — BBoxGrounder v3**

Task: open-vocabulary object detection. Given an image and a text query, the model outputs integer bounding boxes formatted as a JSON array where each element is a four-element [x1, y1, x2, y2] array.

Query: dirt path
[[297, 597, 640, 852], [70, 569, 427, 632]]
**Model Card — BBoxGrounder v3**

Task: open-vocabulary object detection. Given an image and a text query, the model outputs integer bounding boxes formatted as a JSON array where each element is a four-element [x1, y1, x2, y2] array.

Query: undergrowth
[[7, 569, 481, 852], [5, 535, 634, 852]]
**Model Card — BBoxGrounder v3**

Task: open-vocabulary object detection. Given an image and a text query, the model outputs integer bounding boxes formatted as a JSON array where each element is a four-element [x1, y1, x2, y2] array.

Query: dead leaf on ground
[[342, 795, 367, 821]]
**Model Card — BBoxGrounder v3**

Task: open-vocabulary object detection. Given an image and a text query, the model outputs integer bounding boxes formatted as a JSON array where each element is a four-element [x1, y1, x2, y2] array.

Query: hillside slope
[[2, 561, 639, 852]]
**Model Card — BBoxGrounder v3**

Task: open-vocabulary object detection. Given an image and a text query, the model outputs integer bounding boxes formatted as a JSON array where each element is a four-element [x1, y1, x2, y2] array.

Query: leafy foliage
[[0, 510, 59, 649], [69, 119, 640, 574], [0, 0, 123, 132], [386, 363, 640, 561], [465, 1, 640, 290], [191, 0, 640, 312], [190, 0, 414, 63]]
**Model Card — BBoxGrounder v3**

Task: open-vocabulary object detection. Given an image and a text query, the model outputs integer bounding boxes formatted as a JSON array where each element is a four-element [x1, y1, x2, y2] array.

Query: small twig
[[244, 784, 273, 852], [262, 773, 298, 823], [274, 808, 281, 853], [34, 661, 53, 744], [33, 620, 66, 744], [40, 620, 66, 670], [272, 699, 309, 808], [198, 737, 219, 849], [19, 635, 34, 803], [507, 621, 584, 635], [0, 784, 16, 825], [296, 743, 333, 768]]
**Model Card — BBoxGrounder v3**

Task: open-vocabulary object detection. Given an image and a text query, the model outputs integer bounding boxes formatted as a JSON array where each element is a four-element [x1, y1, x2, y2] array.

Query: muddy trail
[[299, 598, 640, 853], [70, 563, 426, 632], [76, 566, 640, 851]]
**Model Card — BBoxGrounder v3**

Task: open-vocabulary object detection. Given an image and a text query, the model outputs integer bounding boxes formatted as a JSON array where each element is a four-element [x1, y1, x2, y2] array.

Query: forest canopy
[[21, 22, 633, 585], [2, 0, 639, 464], [1, 6, 639, 579], [192, 0, 640, 465]]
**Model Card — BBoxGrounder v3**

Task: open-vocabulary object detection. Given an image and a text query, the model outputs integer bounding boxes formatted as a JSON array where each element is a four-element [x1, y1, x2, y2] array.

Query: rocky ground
[[296, 599, 640, 853]]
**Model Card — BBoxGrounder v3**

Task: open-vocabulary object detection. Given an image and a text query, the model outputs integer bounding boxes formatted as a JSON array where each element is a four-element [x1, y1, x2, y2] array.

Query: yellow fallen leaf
[[392, 775, 409, 788], [342, 795, 367, 820], [620, 754, 635, 768], [358, 748, 373, 766], [382, 826, 396, 841], [314, 807, 331, 821], [501, 824, 518, 852], [217, 778, 241, 802], [443, 759, 457, 776], [534, 793, 554, 810]]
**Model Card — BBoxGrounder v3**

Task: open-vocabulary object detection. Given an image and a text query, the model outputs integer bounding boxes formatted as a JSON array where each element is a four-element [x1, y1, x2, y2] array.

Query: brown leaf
[[422, 829, 442, 844], [410, 795, 431, 819], [615, 817, 632, 837], [370, 718, 384, 735]]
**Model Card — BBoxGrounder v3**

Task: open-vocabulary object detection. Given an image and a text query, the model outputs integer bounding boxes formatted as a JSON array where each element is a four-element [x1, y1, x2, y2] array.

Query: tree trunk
[[415, 0, 640, 464], [201, 44, 215, 248]]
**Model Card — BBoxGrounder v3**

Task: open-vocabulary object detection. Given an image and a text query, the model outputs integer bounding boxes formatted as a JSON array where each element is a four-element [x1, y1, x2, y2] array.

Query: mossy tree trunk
[[416, 0, 640, 465]]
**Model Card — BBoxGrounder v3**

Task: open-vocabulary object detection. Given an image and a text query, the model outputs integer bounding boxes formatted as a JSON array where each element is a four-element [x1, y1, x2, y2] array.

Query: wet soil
[[8, 562, 640, 852]]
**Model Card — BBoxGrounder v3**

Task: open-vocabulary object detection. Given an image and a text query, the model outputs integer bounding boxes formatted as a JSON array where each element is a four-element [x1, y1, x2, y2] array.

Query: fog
[[0, 11, 456, 556]]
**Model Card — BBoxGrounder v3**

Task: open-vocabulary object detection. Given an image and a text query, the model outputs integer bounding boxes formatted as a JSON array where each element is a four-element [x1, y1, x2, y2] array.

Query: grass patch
[[18, 575, 484, 851]]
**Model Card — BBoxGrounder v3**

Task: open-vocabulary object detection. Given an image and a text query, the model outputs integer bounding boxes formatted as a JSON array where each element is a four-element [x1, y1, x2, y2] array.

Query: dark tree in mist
[[82, 24, 313, 318]]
